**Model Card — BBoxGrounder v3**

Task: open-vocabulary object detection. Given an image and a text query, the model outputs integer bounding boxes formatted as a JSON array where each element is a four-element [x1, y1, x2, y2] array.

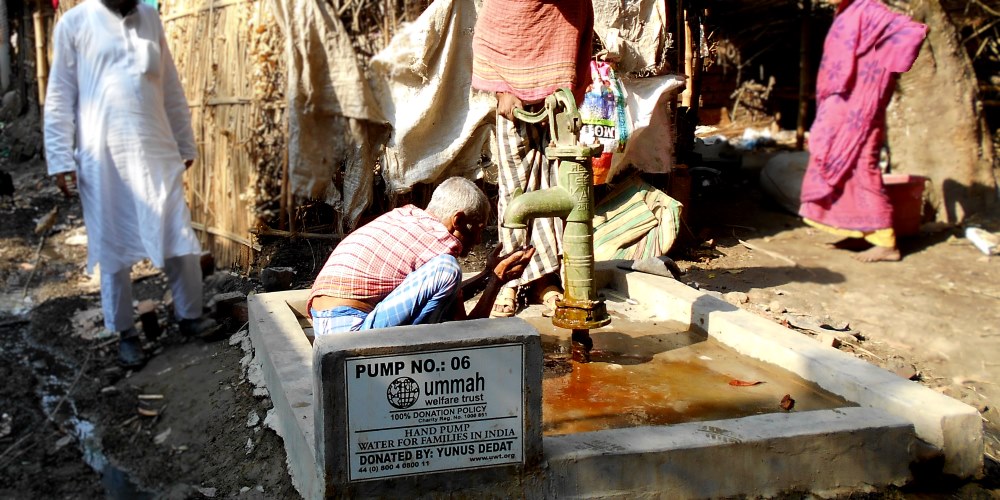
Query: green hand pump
[[503, 88, 611, 359]]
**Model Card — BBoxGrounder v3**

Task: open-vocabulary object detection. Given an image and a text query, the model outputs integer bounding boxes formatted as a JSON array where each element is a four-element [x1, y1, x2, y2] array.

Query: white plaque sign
[[345, 344, 524, 481]]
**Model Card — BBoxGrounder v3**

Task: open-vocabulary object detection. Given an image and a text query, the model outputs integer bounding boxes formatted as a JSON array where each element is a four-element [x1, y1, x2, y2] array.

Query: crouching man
[[308, 177, 535, 335]]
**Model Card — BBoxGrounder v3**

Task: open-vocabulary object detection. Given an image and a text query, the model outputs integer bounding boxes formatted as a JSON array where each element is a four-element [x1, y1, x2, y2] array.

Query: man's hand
[[459, 245, 537, 321], [496, 92, 523, 122], [184, 159, 194, 169], [54, 172, 77, 198], [489, 245, 536, 284]]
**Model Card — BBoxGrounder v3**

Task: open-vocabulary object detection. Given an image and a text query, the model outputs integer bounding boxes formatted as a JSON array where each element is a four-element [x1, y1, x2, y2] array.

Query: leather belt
[[311, 295, 374, 314]]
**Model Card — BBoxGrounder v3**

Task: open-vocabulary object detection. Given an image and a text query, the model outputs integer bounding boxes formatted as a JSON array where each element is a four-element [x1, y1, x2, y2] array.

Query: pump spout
[[502, 187, 574, 230]]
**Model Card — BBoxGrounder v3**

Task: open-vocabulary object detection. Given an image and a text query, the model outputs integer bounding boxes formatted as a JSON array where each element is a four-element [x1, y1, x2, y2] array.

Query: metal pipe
[[502, 187, 574, 230], [556, 158, 598, 306]]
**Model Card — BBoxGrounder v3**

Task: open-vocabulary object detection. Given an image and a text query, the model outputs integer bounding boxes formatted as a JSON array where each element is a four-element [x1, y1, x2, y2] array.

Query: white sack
[[369, 0, 493, 193], [760, 151, 809, 215], [592, 0, 669, 74], [608, 74, 686, 181], [272, 0, 385, 229]]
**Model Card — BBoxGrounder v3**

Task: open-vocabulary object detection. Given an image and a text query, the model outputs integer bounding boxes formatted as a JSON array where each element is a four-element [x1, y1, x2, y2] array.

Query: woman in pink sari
[[799, 0, 927, 262]]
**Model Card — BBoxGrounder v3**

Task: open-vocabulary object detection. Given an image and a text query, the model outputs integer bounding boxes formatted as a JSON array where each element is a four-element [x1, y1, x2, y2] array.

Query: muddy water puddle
[[69, 418, 154, 500], [3, 319, 154, 499], [0, 291, 33, 317], [525, 317, 856, 436]]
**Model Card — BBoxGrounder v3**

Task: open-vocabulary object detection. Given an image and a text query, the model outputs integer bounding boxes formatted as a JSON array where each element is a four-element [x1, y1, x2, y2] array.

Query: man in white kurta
[[44, 0, 207, 368]]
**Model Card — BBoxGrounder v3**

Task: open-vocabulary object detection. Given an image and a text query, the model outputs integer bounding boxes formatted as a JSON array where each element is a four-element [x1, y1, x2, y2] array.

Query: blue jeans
[[311, 254, 462, 336]]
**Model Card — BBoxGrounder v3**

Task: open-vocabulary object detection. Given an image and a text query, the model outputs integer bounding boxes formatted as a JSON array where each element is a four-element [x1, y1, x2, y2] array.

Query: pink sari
[[799, 0, 926, 232]]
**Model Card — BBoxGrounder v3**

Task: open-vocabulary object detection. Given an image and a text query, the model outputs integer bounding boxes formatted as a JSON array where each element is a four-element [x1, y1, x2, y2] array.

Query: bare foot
[[826, 238, 871, 251], [852, 246, 901, 262]]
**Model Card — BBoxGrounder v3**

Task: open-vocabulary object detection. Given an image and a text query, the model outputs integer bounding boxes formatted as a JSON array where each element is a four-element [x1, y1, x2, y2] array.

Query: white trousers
[[100, 254, 203, 332]]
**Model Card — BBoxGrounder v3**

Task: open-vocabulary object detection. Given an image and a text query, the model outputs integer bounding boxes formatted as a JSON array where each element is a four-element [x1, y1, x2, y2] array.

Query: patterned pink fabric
[[308, 205, 462, 311], [471, 0, 593, 104], [799, 0, 926, 231]]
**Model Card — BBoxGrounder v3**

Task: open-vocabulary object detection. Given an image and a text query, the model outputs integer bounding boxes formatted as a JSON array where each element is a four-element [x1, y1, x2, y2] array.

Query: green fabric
[[593, 175, 682, 261]]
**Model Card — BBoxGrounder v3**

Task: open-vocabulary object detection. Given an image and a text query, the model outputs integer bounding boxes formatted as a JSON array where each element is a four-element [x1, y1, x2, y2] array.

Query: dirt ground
[[0, 154, 297, 498], [684, 157, 1000, 496], [1, 135, 998, 497]]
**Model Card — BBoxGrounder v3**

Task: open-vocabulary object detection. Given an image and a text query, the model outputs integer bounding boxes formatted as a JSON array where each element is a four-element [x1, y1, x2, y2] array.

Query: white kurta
[[44, 0, 200, 275]]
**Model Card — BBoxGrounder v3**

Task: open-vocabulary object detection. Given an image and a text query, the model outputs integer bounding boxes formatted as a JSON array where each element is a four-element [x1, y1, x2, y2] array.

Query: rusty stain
[[527, 317, 852, 436]]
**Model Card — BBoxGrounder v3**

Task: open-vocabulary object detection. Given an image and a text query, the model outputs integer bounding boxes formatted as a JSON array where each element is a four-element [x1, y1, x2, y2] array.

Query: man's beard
[[102, 0, 138, 14]]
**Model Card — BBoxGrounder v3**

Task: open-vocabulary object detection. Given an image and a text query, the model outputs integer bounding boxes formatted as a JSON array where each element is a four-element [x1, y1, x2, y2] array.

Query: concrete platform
[[247, 264, 982, 499], [599, 261, 983, 477]]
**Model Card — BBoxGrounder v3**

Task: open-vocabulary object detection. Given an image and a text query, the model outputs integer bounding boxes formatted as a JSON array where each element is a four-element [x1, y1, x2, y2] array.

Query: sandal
[[536, 284, 563, 318], [490, 287, 518, 318]]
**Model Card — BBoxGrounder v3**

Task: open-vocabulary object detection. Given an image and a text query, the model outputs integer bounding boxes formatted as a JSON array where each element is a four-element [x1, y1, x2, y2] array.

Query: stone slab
[[312, 317, 544, 498], [249, 263, 983, 499], [545, 407, 915, 499], [248, 291, 322, 499]]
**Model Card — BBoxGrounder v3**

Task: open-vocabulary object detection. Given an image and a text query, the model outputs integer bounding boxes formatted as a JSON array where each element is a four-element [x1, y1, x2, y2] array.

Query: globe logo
[[386, 377, 420, 409]]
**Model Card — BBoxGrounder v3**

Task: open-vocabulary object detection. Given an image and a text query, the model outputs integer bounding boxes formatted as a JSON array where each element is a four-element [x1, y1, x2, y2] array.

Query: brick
[[230, 301, 249, 324], [210, 291, 247, 322], [260, 267, 296, 292], [135, 300, 161, 341]]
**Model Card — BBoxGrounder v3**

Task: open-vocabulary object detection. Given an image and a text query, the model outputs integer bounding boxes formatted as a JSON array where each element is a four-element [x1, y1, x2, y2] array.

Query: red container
[[883, 174, 926, 237], [591, 152, 612, 185]]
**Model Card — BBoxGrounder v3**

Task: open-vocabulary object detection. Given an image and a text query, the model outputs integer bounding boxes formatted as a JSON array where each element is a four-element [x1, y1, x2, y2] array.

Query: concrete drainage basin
[[247, 261, 982, 499], [531, 316, 854, 436]]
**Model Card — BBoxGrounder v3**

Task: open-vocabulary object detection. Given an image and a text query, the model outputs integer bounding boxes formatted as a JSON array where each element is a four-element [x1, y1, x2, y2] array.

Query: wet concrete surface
[[527, 317, 855, 436]]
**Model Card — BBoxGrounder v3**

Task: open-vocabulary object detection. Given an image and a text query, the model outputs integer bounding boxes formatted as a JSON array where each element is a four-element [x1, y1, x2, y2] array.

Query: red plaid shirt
[[309, 205, 462, 309]]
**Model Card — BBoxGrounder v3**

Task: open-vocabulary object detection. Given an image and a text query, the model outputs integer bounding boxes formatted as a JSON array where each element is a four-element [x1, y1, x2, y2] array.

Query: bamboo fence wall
[[162, 0, 427, 270], [160, 0, 286, 269], [49, 0, 430, 271], [50, 0, 286, 270]]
